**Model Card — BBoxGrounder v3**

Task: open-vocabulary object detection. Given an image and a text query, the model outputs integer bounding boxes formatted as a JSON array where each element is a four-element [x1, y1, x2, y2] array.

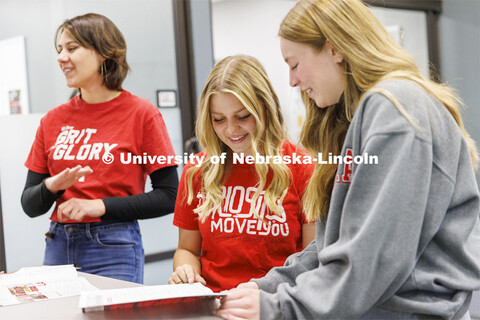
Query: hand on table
[[168, 264, 206, 285]]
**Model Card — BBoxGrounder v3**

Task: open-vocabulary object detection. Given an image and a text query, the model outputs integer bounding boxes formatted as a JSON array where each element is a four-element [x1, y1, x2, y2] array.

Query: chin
[[231, 148, 247, 155], [315, 99, 335, 109]]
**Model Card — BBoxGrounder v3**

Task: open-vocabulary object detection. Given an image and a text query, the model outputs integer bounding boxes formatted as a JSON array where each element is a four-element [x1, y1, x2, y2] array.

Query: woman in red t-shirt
[[169, 55, 315, 292], [21, 13, 177, 284]]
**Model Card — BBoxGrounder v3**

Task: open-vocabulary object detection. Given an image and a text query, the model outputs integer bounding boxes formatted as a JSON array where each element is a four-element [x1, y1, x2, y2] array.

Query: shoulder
[[366, 79, 440, 115], [281, 140, 315, 173], [363, 79, 433, 116], [122, 91, 159, 115], [281, 140, 310, 157], [374, 78, 425, 96], [179, 151, 206, 187], [40, 98, 77, 125], [355, 79, 440, 141]]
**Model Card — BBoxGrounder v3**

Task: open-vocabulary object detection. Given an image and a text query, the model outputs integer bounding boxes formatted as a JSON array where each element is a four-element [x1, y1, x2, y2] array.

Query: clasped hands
[[45, 165, 105, 222]]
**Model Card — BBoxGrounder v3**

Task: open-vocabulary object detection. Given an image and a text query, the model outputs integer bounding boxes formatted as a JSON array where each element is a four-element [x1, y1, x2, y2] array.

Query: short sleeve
[[173, 163, 202, 230], [25, 117, 50, 174], [142, 109, 177, 175]]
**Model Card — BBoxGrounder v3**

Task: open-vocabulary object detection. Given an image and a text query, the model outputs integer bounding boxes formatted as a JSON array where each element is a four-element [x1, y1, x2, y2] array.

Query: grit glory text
[[52, 126, 117, 164]]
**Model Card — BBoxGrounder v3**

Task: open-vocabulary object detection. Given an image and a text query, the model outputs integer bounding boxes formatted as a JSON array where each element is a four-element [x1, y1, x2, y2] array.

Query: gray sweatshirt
[[255, 79, 480, 319]]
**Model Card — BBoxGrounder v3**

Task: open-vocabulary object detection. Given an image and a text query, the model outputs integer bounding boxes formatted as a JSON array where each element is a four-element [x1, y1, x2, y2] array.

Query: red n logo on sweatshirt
[[335, 148, 353, 184]]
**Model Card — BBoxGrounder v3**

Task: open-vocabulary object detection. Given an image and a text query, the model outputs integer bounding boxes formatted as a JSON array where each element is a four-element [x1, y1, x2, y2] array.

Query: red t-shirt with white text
[[25, 90, 176, 223], [173, 141, 314, 291]]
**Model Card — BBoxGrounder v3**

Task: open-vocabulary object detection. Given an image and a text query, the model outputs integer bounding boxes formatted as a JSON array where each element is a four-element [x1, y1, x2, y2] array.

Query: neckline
[[74, 90, 127, 109]]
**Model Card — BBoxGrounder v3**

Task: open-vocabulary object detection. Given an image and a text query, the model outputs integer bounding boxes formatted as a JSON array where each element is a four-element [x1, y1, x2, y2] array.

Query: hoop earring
[[100, 62, 108, 83]]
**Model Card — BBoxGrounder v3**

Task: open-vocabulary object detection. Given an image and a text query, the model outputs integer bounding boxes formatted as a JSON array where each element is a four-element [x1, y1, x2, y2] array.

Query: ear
[[97, 53, 106, 63], [325, 40, 344, 64]]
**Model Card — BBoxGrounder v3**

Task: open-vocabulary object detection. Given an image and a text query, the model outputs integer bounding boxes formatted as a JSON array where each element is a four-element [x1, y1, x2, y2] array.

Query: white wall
[[212, 0, 430, 144], [212, 0, 303, 143], [440, 0, 480, 190], [0, 114, 50, 272], [0, 36, 30, 115], [439, 1, 480, 317]]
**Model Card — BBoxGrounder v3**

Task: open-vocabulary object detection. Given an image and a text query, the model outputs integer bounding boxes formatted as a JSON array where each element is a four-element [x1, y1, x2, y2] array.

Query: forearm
[[21, 171, 61, 217], [102, 166, 178, 221], [101, 188, 176, 220], [173, 248, 202, 274]]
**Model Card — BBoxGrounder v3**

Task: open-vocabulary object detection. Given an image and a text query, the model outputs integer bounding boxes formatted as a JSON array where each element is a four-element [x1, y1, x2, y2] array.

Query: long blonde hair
[[185, 55, 291, 222], [280, 0, 479, 221]]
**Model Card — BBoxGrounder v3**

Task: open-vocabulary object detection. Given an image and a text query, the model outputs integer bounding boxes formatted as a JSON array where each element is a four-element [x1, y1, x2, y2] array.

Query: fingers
[[179, 264, 196, 283], [57, 199, 105, 222], [195, 273, 207, 286], [217, 303, 256, 320], [221, 288, 251, 301], [68, 165, 93, 181], [216, 288, 260, 320], [169, 265, 202, 285], [219, 288, 258, 308], [57, 200, 69, 222], [215, 311, 247, 320], [168, 272, 183, 285], [69, 206, 85, 222], [79, 165, 93, 175], [76, 166, 93, 180], [58, 199, 78, 222], [236, 281, 259, 290]]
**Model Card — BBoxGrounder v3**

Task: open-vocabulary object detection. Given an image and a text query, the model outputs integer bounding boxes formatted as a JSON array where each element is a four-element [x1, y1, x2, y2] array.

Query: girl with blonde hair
[[169, 55, 315, 292], [218, 0, 480, 319]]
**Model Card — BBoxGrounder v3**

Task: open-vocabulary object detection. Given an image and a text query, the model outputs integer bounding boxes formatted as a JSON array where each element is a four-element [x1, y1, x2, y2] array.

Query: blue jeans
[[43, 221, 144, 284]]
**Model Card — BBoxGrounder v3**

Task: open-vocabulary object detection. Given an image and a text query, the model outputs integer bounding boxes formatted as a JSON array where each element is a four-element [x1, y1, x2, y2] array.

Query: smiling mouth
[[229, 134, 247, 142]]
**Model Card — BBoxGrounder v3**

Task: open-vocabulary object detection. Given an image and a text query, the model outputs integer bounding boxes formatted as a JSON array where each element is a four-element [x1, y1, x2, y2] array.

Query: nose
[[225, 118, 238, 135], [57, 50, 68, 63], [289, 71, 299, 87]]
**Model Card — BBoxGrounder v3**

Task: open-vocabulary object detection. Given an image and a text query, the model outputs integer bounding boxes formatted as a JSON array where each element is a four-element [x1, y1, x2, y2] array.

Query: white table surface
[[0, 272, 221, 320]]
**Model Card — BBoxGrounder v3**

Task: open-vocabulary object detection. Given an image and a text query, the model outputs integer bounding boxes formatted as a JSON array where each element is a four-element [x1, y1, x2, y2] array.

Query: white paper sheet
[[0, 265, 99, 306]]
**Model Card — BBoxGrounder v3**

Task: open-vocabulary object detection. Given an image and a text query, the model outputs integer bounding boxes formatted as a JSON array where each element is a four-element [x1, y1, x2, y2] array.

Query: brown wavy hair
[[55, 13, 130, 90]]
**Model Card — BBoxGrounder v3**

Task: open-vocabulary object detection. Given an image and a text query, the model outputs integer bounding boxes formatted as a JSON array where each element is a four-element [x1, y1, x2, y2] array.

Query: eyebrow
[[284, 55, 297, 63], [57, 40, 79, 49], [210, 107, 248, 115]]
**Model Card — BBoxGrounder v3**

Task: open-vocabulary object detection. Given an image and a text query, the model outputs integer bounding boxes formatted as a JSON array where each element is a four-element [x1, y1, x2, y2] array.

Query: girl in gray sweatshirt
[[217, 0, 480, 319]]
